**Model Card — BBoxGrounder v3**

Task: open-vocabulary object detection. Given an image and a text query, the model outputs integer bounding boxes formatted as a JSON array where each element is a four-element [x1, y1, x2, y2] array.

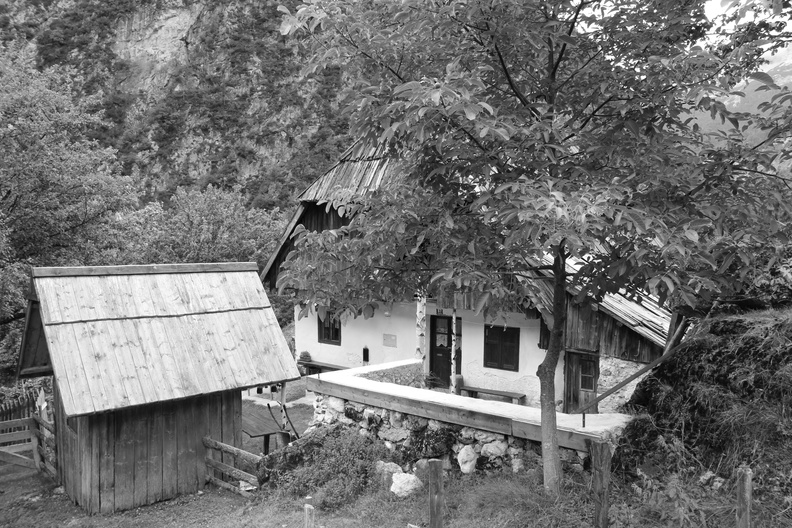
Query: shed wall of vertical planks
[[54, 388, 241, 513]]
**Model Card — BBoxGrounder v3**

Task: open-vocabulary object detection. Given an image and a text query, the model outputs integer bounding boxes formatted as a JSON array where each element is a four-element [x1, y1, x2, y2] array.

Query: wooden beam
[[0, 448, 37, 469], [33, 414, 55, 434], [205, 475, 254, 498], [261, 204, 306, 285], [0, 417, 35, 429], [32, 262, 259, 278], [205, 457, 258, 487], [307, 377, 513, 435], [589, 441, 613, 528], [512, 419, 599, 452], [202, 437, 262, 469]]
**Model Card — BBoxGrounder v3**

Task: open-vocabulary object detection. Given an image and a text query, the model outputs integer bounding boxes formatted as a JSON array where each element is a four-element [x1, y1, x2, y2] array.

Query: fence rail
[[202, 436, 262, 498], [0, 390, 38, 445]]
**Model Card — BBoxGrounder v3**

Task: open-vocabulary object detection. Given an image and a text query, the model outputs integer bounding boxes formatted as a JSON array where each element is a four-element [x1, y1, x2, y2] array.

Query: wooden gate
[[0, 392, 58, 478]]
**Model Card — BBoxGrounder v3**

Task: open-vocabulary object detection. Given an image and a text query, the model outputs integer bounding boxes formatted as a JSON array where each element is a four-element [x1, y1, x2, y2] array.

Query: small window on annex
[[317, 311, 341, 345], [483, 325, 520, 372]]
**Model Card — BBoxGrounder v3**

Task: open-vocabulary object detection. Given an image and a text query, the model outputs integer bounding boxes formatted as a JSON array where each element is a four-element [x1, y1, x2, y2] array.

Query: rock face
[[391, 473, 423, 498], [114, 2, 202, 92]]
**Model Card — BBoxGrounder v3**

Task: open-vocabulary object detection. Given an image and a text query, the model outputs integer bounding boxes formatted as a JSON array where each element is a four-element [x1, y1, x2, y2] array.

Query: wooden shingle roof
[[18, 262, 300, 418]]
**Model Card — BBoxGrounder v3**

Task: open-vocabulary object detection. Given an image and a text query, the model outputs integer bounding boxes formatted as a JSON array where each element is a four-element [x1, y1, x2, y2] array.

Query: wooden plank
[[176, 399, 196, 495], [133, 407, 149, 508], [103, 319, 147, 408], [139, 318, 187, 400], [83, 320, 132, 411], [205, 475, 254, 499], [32, 263, 259, 278], [307, 377, 513, 436], [156, 317, 202, 397], [43, 327, 79, 418], [191, 396, 206, 492], [511, 419, 598, 452], [161, 401, 178, 500], [88, 415, 100, 513], [99, 412, 115, 514], [113, 408, 135, 511], [212, 311, 259, 389], [0, 417, 35, 429], [0, 429, 33, 443], [204, 393, 223, 480], [0, 448, 37, 468], [77, 416, 91, 509], [178, 315, 225, 395], [117, 320, 162, 405], [220, 391, 233, 481], [204, 457, 258, 486], [147, 403, 164, 505], [125, 319, 173, 403], [68, 322, 113, 413], [3, 441, 33, 454], [202, 437, 262, 468], [261, 203, 305, 284]]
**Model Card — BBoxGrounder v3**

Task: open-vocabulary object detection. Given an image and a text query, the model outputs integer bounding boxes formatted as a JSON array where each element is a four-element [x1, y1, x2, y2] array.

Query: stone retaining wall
[[308, 393, 586, 474]]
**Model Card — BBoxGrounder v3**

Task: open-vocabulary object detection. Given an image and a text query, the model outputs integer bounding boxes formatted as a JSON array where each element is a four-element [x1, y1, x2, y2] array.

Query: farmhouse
[[16, 262, 300, 513], [263, 150, 673, 413]]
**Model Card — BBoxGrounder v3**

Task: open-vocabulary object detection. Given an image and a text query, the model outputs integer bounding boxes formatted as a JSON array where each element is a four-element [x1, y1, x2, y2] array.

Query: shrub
[[265, 425, 398, 511]]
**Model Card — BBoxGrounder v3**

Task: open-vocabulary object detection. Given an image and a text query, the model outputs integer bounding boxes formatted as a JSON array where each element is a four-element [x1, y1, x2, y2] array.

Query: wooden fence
[[0, 390, 37, 431], [202, 436, 263, 498]]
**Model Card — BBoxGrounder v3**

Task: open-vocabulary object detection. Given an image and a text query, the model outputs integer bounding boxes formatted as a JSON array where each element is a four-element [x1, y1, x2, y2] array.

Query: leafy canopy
[[279, 0, 792, 315]]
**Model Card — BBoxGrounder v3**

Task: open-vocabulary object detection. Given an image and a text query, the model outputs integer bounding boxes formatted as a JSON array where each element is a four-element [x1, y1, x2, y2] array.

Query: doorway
[[564, 351, 599, 413], [429, 315, 461, 388]]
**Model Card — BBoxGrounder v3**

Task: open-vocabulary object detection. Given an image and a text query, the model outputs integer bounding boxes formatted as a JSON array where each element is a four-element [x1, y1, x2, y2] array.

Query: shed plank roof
[[23, 263, 300, 417]]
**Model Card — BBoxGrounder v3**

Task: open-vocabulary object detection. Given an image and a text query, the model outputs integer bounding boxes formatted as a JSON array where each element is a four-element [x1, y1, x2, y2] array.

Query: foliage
[[619, 309, 792, 504], [264, 425, 396, 511], [279, 0, 792, 493]]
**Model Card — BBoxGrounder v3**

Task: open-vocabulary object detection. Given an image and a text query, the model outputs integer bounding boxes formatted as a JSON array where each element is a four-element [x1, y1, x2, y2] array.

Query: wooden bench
[[297, 360, 346, 375], [459, 385, 526, 405]]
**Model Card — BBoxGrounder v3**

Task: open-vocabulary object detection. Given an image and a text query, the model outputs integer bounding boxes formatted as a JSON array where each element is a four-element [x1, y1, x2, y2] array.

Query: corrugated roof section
[[298, 145, 400, 203], [23, 263, 300, 418]]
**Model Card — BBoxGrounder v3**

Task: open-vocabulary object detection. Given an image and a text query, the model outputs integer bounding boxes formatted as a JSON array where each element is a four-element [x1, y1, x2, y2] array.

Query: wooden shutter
[[501, 327, 520, 371], [483, 327, 501, 368]]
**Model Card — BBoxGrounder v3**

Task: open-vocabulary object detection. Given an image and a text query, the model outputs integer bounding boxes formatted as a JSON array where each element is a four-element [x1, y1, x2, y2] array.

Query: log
[[202, 436, 262, 468], [205, 457, 258, 487], [428, 459, 445, 528], [205, 475, 254, 498], [589, 441, 613, 528], [737, 465, 753, 528]]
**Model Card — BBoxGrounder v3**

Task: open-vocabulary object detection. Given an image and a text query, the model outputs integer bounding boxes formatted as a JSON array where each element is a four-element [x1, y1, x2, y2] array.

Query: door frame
[[563, 349, 600, 413], [429, 315, 461, 388]]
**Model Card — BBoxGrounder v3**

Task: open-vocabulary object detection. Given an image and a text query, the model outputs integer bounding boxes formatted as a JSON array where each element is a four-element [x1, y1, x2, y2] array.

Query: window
[[318, 312, 341, 345], [580, 357, 596, 391], [484, 326, 519, 371]]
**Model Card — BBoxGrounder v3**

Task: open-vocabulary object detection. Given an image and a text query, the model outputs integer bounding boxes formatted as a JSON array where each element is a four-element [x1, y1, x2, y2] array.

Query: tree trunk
[[536, 242, 566, 495]]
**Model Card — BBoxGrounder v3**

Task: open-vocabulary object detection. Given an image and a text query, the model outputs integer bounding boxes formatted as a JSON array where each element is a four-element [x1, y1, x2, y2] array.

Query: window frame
[[317, 311, 341, 345], [483, 325, 520, 372]]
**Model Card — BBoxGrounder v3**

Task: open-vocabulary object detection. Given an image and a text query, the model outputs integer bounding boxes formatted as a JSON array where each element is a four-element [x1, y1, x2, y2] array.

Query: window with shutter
[[483, 326, 520, 371]]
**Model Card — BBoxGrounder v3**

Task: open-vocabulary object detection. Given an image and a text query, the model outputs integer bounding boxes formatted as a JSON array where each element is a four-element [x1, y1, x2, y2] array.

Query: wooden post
[[428, 459, 444, 528], [304, 504, 315, 528], [416, 296, 427, 375], [589, 441, 613, 528], [737, 465, 753, 528], [30, 416, 42, 470], [280, 383, 288, 430], [449, 307, 457, 393]]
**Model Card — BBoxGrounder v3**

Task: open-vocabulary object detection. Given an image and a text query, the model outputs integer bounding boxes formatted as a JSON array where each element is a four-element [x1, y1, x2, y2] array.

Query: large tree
[[279, 0, 792, 493]]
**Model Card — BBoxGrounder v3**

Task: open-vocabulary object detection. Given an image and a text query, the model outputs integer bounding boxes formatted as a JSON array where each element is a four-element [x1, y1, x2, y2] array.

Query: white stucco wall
[[294, 302, 417, 367], [295, 301, 565, 405]]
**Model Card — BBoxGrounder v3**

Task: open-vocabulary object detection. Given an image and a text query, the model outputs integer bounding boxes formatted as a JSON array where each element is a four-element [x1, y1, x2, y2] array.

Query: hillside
[[0, 0, 349, 207], [617, 308, 792, 525]]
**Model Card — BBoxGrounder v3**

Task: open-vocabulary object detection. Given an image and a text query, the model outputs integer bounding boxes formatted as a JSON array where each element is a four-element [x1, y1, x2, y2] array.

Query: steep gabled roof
[[17, 262, 300, 417], [262, 147, 671, 347], [261, 145, 401, 287]]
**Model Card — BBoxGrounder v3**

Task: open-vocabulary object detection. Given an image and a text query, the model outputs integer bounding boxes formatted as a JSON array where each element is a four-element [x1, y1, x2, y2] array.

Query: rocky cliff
[[1, 0, 348, 209]]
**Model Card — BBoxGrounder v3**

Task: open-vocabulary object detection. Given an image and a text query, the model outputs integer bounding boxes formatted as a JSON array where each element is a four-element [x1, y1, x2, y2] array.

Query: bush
[[264, 425, 399, 511]]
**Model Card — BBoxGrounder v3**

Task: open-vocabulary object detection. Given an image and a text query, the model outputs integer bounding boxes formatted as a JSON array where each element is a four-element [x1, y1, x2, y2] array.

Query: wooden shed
[[16, 262, 300, 513]]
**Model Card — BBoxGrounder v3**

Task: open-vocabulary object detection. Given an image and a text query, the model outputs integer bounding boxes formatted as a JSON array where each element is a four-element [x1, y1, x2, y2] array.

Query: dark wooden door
[[429, 316, 460, 388], [564, 351, 599, 413]]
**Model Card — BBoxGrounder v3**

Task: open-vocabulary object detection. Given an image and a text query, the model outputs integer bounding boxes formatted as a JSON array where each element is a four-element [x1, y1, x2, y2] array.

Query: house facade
[[263, 149, 672, 413]]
